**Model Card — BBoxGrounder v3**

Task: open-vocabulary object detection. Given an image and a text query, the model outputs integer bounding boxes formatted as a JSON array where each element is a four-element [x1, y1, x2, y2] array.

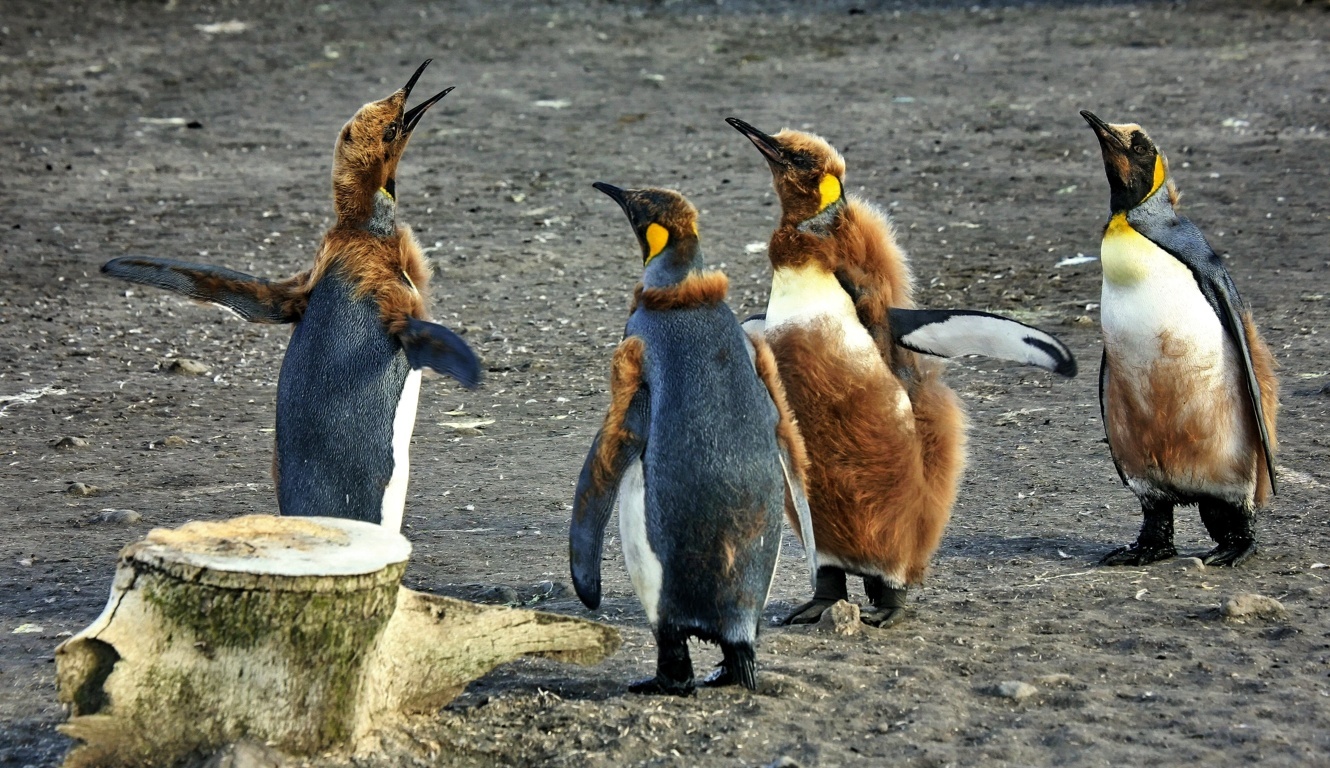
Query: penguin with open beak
[[570, 184, 815, 695], [1081, 110, 1278, 566], [102, 60, 481, 530]]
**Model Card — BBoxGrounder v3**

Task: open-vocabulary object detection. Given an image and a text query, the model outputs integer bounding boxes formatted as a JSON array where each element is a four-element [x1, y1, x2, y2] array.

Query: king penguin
[[1082, 110, 1279, 566], [727, 117, 1078, 627], [102, 60, 482, 530], [570, 184, 816, 695]]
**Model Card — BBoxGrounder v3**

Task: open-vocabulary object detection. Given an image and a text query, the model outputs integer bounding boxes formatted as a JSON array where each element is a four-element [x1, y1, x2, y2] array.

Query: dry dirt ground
[[2, 0, 1329, 766]]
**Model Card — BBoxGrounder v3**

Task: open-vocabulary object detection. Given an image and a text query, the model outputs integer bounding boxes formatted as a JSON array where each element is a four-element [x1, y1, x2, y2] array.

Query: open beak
[[726, 116, 789, 167], [1080, 110, 1125, 150], [403, 86, 453, 133], [399, 59, 453, 134]]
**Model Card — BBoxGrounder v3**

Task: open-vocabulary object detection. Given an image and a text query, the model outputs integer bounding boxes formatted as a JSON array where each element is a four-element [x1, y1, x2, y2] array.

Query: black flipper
[[570, 364, 650, 610], [1130, 211, 1277, 496], [888, 308, 1077, 377], [1099, 348, 1129, 486], [102, 256, 303, 323], [398, 317, 482, 389]]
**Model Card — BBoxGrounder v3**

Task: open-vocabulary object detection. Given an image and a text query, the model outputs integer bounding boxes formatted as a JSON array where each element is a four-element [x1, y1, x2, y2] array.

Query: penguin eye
[[383, 123, 399, 143]]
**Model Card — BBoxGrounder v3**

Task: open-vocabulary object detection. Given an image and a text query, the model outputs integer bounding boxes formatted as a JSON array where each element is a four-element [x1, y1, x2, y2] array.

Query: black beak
[[592, 181, 634, 219], [726, 116, 789, 167], [401, 59, 432, 102], [1080, 110, 1124, 149], [403, 86, 453, 133]]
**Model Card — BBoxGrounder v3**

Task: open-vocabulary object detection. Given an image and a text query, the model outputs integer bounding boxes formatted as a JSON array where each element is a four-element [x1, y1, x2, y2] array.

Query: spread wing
[[570, 336, 650, 609], [830, 270, 1076, 376], [889, 308, 1078, 377], [102, 256, 307, 323], [1131, 213, 1277, 495], [1099, 348, 1128, 486]]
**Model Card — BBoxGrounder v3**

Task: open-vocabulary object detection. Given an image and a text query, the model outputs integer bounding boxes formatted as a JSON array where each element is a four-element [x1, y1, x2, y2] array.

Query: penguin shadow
[[936, 532, 1109, 565]]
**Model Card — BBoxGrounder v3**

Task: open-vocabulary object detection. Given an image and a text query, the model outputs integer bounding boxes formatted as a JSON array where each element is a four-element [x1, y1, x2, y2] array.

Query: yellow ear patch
[[379, 186, 394, 201], [817, 174, 842, 212], [1148, 155, 1166, 198], [645, 222, 669, 261]]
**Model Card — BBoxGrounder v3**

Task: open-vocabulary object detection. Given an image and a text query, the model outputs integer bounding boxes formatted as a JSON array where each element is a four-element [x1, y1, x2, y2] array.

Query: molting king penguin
[[102, 60, 482, 531], [570, 184, 817, 695], [1081, 111, 1278, 566], [727, 117, 1077, 627]]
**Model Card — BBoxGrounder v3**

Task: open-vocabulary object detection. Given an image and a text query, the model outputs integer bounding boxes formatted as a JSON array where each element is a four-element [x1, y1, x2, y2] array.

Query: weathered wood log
[[55, 515, 620, 767]]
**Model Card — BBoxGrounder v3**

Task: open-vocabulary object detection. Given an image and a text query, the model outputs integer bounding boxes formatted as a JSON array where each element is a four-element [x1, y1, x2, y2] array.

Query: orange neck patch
[[634, 271, 729, 312]]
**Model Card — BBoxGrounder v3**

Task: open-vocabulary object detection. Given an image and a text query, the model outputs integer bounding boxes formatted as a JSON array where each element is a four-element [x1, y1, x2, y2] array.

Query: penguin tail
[[725, 642, 758, 691]]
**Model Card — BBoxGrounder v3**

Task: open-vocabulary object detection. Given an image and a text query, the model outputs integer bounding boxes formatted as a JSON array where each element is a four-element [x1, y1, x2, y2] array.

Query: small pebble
[[817, 599, 860, 636], [162, 435, 189, 448], [995, 680, 1038, 701], [1175, 557, 1206, 571], [65, 482, 100, 497], [166, 358, 209, 376], [51, 436, 89, 450], [92, 509, 141, 525], [1222, 593, 1286, 620]]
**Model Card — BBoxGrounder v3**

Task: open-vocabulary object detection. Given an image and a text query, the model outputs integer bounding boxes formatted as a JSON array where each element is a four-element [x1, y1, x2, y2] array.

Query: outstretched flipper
[[571, 337, 650, 609], [744, 330, 818, 590], [888, 308, 1078, 377], [398, 317, 482, 389], [101, 256, 308, 323]]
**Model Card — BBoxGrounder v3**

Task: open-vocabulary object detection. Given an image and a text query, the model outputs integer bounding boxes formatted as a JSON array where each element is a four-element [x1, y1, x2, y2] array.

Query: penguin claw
[[781, 597, 840, 625], [1100, 543, 1177, 566], [628, 675, 696, 697], [860, 605, 908, 628], [1200, 540, 1258, 567]]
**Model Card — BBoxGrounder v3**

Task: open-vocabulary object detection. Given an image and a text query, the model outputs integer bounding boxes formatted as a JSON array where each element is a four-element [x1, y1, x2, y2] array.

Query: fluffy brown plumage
[[734, 121, 966, 587]]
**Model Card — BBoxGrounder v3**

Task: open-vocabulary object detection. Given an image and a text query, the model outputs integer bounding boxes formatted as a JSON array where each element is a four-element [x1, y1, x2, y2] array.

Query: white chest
[[1100, 222, 1226, 374], [765, 263, 876, 353], [378, 368, 422, 533]]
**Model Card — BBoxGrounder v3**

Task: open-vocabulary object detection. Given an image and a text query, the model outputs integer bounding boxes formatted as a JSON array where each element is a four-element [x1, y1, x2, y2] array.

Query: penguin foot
[[783, 566, 849, 625], [781, 597, 840, 625], [1200, 539, 1258, 567], [860, 605, 908, 628], [862, 577, 908, 628], [1100, 543, 1176, 566], [628, 675, 695, 697]]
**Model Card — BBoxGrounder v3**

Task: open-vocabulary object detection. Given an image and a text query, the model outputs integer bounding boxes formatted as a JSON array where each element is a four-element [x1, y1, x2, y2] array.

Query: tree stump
[[55, 515, 621, 767]]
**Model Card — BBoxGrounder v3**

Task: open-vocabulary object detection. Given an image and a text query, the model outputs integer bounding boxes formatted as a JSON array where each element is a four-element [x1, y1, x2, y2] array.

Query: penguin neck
[[641, 244, 702, 289], [337, 187, 398, 238]]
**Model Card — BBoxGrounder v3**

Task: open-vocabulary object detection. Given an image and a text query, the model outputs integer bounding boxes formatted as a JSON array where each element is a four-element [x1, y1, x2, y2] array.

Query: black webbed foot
[[782, 566, 847, 626], [1102, 498, 1175, 566], [782, 597, 840, 625], [1100, 542, 1177, 566], [862, 577, 909, 628], [1201, 539, 1257, 567], [628, 675, 695, 697]]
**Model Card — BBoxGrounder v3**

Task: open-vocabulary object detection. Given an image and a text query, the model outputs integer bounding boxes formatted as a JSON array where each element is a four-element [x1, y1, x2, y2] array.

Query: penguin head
[[1081, 111, 1172, 212], [726, 117, 847, 228], [332, 60, 452, 220], [592, 183, 702, 284]]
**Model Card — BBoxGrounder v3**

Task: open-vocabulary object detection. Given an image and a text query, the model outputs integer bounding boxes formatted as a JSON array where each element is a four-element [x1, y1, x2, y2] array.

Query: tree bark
[[55, 515, 620, 767]]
